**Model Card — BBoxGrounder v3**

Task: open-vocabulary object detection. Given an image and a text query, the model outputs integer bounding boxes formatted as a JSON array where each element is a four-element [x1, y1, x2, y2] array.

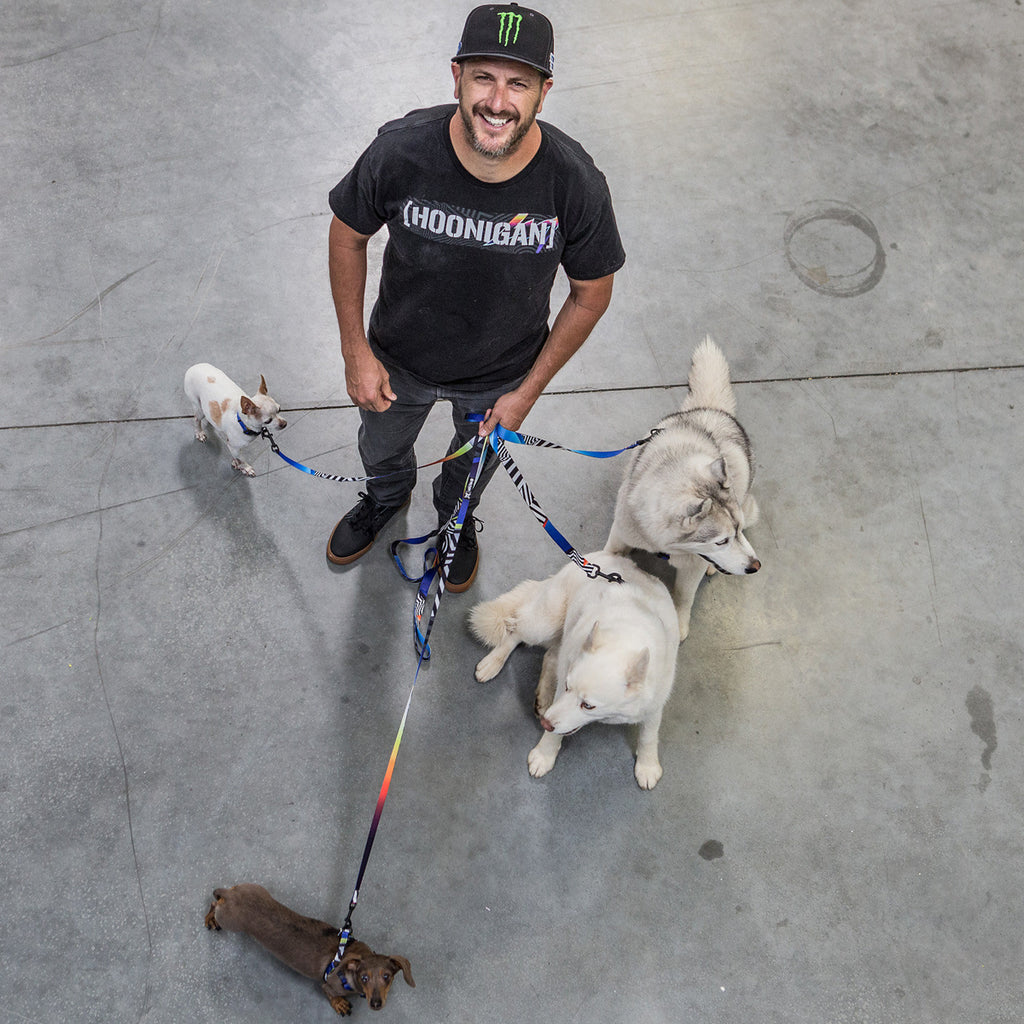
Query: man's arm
[[328, 215, 397, 411], [477, 273, 615, 435]]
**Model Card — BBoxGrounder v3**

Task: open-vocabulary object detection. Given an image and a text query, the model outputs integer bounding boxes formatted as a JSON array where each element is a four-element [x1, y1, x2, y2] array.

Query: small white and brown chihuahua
[[184, 362, 286, 476]]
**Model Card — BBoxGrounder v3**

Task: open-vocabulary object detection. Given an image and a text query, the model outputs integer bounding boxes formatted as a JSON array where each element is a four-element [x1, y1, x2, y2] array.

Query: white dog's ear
[[240, 395, 258, 416], [583, 621, 601, 652], [258, 374, 268, 395], [626, 648, 650, 690], [708, 456, 728, 486]]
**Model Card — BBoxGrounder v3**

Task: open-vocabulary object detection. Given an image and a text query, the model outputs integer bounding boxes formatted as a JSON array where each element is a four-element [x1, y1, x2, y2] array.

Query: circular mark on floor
[[699, 839, 724, 861], [783, 200, 886, 297]]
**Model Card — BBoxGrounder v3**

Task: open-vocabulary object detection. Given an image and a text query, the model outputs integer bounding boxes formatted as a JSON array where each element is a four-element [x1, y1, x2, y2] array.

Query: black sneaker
[[327, 492, 409, 565], [439, 515, 481, 593]]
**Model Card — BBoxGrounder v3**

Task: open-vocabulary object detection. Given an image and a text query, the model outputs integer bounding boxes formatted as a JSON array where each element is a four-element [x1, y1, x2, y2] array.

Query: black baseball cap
[[453, 4, 555, 78]]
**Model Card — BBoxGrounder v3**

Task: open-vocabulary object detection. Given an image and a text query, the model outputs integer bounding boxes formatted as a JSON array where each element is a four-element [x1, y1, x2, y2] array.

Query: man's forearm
[[518, 274, 615, 401], [328, 216, 395, 409], [328, 216, 372, 358], [477, 274, 615, 433]]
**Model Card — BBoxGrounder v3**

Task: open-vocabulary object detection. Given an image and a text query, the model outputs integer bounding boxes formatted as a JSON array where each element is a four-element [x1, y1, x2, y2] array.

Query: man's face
[[452, 58, 552, 160]]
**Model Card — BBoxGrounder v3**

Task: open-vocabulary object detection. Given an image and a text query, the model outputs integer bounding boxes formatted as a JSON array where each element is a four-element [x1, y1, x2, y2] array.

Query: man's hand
[[344, 342, 397, 412], [477, 388, 536, 435]]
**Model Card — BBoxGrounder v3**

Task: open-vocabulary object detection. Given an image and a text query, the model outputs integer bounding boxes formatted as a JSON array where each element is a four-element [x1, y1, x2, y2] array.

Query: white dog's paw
[[677, 613, 691, 642], [474, 651, 506, 683], [232, 459, 256, 477], [528, 741, 558, 778], [634, 757, 663, 790]]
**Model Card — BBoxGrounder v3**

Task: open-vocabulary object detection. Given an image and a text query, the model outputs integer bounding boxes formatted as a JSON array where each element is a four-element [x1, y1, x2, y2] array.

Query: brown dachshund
[[204, 883, 414, 1015]]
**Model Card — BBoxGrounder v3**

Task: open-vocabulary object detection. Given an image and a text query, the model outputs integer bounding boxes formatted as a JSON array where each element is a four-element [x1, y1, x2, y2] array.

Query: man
[[326, 3, 625, 591]]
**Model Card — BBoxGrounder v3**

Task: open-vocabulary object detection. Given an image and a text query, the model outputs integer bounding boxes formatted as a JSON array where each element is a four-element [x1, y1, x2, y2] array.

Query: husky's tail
[[681, 335, 736, 415]]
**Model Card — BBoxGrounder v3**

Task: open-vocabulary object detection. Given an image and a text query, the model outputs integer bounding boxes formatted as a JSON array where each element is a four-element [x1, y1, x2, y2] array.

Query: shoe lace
[[459, 516, 482, 550], [344, 492, 378, 531]]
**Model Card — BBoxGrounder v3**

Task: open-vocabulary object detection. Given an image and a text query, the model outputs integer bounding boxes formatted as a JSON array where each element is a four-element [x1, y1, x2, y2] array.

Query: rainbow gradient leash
[[307, 421, 656, 972], [324, 438, 488, 977]]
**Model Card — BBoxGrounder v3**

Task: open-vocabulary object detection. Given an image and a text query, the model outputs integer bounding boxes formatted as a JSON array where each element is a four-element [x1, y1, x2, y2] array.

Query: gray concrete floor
[[3, 1, 1023, 1022]]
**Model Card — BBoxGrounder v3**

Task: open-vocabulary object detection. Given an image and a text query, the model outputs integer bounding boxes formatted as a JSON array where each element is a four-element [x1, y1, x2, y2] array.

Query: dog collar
[[658, 550, 732, 574], [236, 413, 261, 437]]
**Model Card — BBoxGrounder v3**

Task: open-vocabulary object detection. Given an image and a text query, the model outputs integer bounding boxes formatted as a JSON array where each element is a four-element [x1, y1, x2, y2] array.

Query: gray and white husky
[[606, 336, 760, 640]]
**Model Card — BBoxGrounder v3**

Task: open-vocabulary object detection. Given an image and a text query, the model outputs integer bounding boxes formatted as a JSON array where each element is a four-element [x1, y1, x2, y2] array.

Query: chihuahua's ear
[[390, 955, 415, 987], [258, 375, 268, 395], [240, 395, 257, 415]]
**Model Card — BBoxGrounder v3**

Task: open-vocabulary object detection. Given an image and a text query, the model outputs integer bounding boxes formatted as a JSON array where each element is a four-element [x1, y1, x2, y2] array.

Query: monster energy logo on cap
[[497, 10, 522, 46], [453, 3, 556, 77]]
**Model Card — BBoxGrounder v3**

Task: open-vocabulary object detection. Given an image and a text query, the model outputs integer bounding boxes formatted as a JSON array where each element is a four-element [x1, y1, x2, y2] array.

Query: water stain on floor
[[966, 685, 997, 771]]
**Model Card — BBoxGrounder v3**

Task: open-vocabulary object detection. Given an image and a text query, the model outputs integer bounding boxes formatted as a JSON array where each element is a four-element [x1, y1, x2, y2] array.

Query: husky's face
[[541, 626, 652, 734], [632, 454, 760, 575], [674, 495, 760, 575]]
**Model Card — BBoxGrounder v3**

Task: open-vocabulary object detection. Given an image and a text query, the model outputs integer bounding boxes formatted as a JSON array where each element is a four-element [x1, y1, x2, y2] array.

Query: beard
[[457, 97, 540, 160]]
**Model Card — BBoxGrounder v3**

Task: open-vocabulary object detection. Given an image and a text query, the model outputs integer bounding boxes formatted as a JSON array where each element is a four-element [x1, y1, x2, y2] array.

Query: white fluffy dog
[[470, 552, 680, 789]]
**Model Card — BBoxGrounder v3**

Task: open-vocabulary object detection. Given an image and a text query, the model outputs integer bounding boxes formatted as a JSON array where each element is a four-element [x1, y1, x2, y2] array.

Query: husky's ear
[[626, 648, 650, 690], [684, 498, 713, 524], [240, 395, 258, 416], [258, 374, 268, 395], [708, 456, 728, 487], [583, 621, 601, 652]]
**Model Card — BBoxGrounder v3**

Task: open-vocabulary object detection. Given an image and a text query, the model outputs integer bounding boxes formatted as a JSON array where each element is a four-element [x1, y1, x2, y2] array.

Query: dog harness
[[323, 926, 357, 992]]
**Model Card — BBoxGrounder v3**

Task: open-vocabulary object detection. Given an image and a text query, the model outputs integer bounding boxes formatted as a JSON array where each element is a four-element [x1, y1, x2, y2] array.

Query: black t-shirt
[[329, 104, 625, 390]]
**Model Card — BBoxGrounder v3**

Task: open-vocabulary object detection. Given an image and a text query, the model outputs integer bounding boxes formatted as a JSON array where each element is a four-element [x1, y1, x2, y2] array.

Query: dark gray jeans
[[357, 361, 525, 521]]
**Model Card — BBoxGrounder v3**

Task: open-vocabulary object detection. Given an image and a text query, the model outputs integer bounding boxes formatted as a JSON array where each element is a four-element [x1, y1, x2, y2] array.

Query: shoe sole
[[326, 497, 410, 566]]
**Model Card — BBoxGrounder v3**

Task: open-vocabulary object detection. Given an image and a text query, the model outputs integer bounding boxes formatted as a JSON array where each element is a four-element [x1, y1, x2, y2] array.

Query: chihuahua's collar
[[236, 413, 261, 437]]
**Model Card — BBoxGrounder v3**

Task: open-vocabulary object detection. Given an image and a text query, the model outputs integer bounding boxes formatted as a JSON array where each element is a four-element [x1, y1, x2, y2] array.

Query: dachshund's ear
[[390, 955, 415, 987]]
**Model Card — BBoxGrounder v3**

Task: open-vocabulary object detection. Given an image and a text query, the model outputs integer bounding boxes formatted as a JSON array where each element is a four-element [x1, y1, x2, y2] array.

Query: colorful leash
[[258, 426, 477, 483], [474, 419, 658, 583], [390, 436, 489, 658], [487, 421, 656, 459], [323, 437, 488, 979], [311, 418, 657, 974]]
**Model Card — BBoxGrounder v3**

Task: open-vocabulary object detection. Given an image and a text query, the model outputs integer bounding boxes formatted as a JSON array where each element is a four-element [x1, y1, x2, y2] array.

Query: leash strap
[[486, 435, 624, 583], [393, 437, 488, 658], [322, 420, 650, 974], [259, 427, 477, 483], [326, 437, 487, 978], [488, 421, 656, 458]]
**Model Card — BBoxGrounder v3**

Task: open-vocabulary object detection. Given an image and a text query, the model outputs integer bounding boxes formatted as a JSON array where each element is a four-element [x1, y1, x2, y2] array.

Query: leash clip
[[259, 426, 280, 453], [586, 566, 624, 584]]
